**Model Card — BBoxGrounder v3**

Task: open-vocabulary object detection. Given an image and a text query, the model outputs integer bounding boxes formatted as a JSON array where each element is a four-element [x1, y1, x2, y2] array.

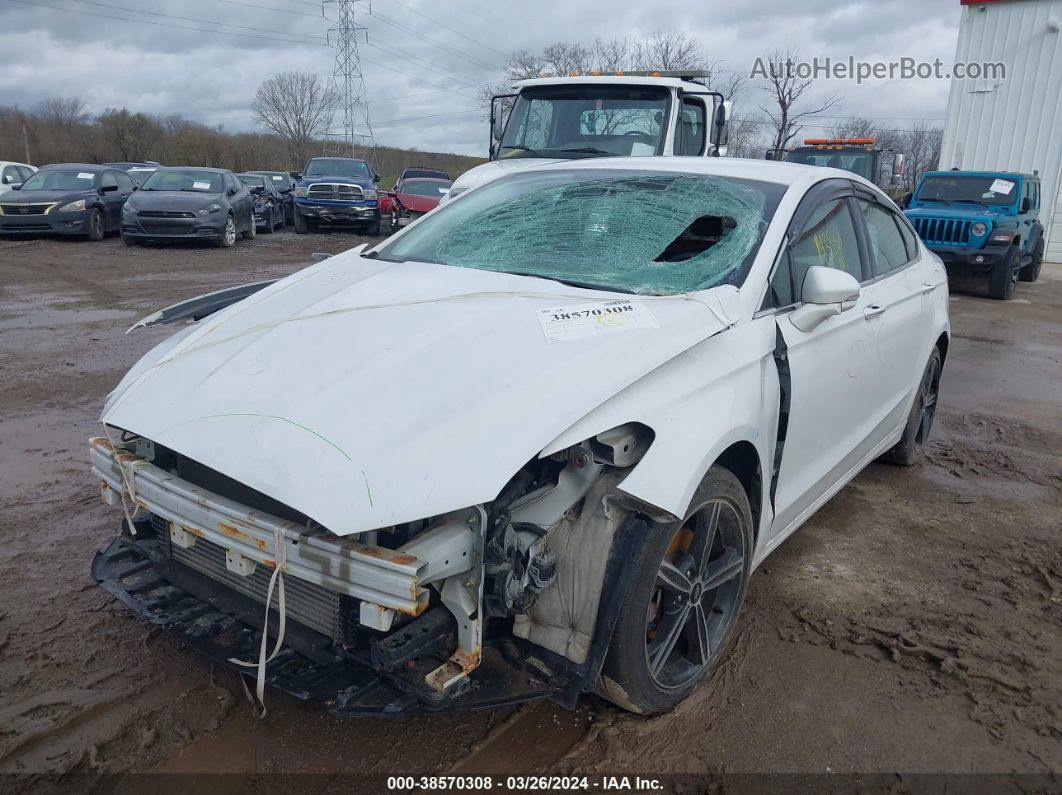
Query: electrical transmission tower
[[325, 0, 375, 162]]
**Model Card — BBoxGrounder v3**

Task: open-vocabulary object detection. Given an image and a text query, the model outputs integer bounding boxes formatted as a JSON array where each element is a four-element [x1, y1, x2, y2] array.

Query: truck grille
[[910, 217, 971, 247], [307, 183, 364, 200], [171, 536, 341, 638]]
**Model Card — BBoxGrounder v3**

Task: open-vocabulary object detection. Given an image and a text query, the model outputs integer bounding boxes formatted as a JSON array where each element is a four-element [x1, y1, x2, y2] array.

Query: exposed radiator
[[172, 536, 340, 638]]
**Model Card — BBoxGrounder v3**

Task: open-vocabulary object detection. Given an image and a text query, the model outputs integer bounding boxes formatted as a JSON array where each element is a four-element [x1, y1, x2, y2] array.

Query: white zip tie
[[101, 423, 141, 537], [228, 523, 288, 719]]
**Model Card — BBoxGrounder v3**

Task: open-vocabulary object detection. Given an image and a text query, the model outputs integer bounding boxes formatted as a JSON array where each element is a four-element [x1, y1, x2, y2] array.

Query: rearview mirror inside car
[[789, 266, 861, 332]]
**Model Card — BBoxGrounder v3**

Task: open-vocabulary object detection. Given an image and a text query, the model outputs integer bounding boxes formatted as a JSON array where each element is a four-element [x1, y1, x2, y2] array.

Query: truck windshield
[[915, 175, 1018, 206], [371, 168, 785, 295], [499, 85, 670, 159], [784, 150, 875, 181], [304, 159, 370, 179]]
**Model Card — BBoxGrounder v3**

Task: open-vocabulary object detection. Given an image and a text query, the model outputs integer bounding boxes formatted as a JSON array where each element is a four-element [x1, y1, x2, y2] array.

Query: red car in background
[[381, 176, 453, 232]]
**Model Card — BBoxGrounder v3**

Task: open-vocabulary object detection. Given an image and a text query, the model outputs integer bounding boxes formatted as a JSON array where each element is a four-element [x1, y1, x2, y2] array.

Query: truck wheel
[[1019, 240, 1043, 283], [86, 208, 105, 241], [368, 218, 381, 237], [880, 348, 942, 466], [294, 210, 308, 234], [597, 466, 753, 715], [988, 246, 1018, 300]]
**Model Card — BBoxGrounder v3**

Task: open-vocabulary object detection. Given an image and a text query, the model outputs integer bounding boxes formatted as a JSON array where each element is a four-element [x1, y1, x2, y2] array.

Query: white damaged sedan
[[91, 157, 949, 716]]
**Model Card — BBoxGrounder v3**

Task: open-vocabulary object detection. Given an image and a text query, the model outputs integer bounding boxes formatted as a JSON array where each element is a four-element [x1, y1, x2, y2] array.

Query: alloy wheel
[[645, 499, 747, 689], [915, 355, 940, 446], [224, 217, 236, 246]]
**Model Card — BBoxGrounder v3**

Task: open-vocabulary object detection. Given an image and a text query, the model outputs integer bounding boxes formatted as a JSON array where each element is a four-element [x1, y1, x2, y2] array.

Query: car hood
[[905, 205, 1005, 221], [446, 158, 563, 198], [128, 191, 225, 211], [2, 189, 94, 204], [395, 192, 441, 213], [101, 250, 736, 535], [299, 175, 374, 188]]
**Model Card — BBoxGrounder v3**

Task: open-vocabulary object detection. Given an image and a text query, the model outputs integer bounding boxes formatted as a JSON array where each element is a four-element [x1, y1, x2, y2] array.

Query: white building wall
[[940, 0, 1062, 262]]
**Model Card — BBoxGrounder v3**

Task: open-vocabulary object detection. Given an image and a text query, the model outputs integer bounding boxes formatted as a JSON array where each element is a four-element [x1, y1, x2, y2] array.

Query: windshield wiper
[[555, 147, 614, 157], [499, 270, 635, 294], [501, 145, 535, 154]]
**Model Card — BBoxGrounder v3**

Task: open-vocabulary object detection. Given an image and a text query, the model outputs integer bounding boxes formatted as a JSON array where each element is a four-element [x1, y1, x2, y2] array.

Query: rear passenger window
[[858, 200, 909, 276], [789, 198, 863, 290]]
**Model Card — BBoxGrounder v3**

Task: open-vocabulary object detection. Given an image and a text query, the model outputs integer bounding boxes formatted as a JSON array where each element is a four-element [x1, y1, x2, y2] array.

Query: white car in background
[[90, 157, 949, 717], [0, 161, 36, 194]]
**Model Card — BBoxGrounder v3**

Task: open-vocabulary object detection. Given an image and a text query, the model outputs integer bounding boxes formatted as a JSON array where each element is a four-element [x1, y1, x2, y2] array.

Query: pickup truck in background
[[292, 156, 382, 236]]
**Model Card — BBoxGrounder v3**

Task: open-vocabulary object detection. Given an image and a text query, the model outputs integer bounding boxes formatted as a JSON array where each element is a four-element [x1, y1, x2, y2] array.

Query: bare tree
[[252, 71, 338, 168], [35, 97, 88, 128], [756, 49, 840, 153], [97, 108, 162, 161], [896, 121, 944, 192], [726, 114, 769, 160]]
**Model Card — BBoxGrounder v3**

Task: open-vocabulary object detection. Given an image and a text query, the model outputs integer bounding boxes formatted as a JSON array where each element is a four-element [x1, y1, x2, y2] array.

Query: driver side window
[[101, 171, 118, 189], [767, 197, 862, 308], [675, 99, 706, 156]]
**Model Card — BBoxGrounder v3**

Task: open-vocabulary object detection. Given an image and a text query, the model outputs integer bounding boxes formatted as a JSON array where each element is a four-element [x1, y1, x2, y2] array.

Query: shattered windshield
[[373, 169, 785, 295], [500, 85, 670, 158]]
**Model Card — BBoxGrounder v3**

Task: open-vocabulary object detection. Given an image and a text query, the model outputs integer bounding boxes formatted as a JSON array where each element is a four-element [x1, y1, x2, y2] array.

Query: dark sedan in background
[[0, 163, 134, 240], [237, 173, 286, 233], [121, 167, 256, 247], [246, 170, 295, 224]]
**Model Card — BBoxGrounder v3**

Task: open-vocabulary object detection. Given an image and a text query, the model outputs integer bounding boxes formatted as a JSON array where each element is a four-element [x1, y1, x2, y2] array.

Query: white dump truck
[[443, 71, 732, 203]]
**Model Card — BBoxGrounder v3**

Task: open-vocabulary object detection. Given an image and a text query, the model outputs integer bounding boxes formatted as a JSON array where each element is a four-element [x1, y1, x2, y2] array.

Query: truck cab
[[292, 156, 382, 236], [443, 72, 730, 203], [771, 138, 904, 194], [904, 170, 1043, 300]]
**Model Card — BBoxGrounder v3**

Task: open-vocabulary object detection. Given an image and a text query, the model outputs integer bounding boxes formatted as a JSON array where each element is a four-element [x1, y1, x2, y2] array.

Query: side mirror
[[900, 192, 912, 209], [1020, 197, 1031, 213], [374, 172, 381, 182], [102, 184, 119, 193], [789, 266, 861, 332], [10, 183, 21, 191]]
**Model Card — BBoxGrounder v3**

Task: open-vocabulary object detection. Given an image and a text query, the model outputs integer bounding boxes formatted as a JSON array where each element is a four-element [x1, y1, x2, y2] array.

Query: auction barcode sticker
[[537, 299, 658, 344]]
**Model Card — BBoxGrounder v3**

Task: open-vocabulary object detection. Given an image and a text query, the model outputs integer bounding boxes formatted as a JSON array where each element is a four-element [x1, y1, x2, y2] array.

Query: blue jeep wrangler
[[904, 170, 1044, 300], [292, 156, 382, 236]]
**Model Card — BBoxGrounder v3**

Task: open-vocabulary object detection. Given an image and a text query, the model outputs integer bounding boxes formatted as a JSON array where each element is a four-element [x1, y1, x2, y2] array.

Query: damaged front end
[[90, 424, 652, 715]]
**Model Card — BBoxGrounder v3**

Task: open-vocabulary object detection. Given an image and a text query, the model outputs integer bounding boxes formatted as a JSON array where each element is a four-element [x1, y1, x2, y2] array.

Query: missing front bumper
[[91, 536, 560, 715]]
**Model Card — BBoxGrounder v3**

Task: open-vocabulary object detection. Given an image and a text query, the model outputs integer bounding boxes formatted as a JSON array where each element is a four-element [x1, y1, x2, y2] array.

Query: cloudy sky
[[0, 0, 964, 156]]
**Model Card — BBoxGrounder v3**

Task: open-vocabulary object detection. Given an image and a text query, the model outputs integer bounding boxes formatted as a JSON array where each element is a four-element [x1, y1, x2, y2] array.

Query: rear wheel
[[881, 348, 942, 466], [988, 246, 1018, 300], [1019, 240, 1043, 282], [598, 467, 753, 715], [85, 208, 105, 241]]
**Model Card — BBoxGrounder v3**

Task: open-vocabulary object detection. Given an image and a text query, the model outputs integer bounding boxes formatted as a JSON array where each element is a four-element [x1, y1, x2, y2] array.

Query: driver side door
[[765, 180, 884, 543]]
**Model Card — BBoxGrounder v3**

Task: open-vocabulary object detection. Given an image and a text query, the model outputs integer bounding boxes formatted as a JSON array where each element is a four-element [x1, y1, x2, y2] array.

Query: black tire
[[988, 246, 1018, 300], [273, 206, 283, 231], [294, 209, 308, 234], [367, 217, 381, 237], [261, 208, 274, 234], [85, 208, 105, 241], [597, 466, 754, 715], [215, 214, 237, 248], [121, 232, 136, 247], [881, 347, 942, 466], [1019, 240, 1043, 283], [242, 212, 256, 240]]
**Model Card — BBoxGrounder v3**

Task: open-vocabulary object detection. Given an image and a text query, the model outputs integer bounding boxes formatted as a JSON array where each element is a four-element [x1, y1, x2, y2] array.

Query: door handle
[[863, 304, 886, 319], [920, 282, 935, 294]]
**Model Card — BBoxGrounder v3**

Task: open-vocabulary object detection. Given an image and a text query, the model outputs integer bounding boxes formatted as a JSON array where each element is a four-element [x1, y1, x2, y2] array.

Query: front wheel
[[261, 208, 274, 234], [216, 215, 236, 248], [597, 467, 753, 715], [1019, 240, 1043, 283], [367, 217, 381, 237], [85, 208, 105, 241], [880, 348, 942, 466], [242, 212, 256, 240], [988, 246, 1018, 300], [293, 209, 308, 234]]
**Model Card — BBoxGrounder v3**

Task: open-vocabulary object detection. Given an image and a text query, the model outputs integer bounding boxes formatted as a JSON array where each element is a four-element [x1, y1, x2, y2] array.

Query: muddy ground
[[0, 231, 1059, 787]]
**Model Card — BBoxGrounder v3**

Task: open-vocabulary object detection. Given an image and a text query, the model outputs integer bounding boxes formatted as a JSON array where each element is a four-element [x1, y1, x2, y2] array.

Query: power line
[[364, 39, 482, 91], [215, 0, 327, 19], [388, 0, 510, 60], [58, 0, 325, 40], [369, 9, 503, 74], [7, 0, 328, 45]]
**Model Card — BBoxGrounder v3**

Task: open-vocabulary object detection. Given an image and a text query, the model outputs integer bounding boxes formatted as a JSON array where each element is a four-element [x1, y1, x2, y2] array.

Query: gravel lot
[[0, 231, 1059, 783]]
